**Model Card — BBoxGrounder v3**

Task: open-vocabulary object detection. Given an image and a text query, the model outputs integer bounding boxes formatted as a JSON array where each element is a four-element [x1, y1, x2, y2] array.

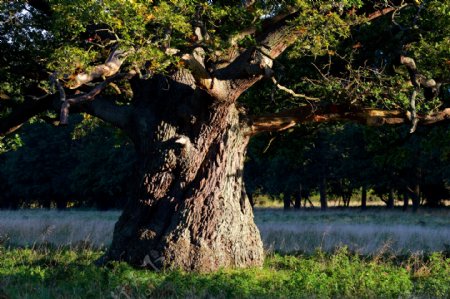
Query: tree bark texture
[[403, 192, 409, 211], [361, 185, 367, 210], [412, 183, 420, 213], [105, 75, 263, 272], [320, 176, 328, 211], [283, 191, 291, 210], [294, 189, 301, 210], [387, 188, 395, 209]]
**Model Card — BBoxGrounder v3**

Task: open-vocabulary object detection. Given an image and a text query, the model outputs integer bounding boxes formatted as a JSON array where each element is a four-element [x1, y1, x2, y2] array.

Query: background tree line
[[1, 117, 450, 210], [0, 116, 135, 210], [246, 123, 450, 211]]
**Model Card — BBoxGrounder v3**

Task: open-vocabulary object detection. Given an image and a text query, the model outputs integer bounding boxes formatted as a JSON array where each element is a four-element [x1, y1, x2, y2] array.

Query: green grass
[[0, 246, 448, 299]]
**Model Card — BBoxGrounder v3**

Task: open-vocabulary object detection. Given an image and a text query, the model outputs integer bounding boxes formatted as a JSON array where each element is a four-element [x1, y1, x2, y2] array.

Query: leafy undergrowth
[[0, 246, 448, 299]]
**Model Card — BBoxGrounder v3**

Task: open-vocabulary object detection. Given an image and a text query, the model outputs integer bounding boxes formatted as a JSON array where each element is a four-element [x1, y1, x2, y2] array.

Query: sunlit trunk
[[104, 78, 263, 271]]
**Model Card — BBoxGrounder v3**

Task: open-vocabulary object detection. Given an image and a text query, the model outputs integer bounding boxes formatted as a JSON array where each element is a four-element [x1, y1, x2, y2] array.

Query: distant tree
[[0, 117, 135, 209]]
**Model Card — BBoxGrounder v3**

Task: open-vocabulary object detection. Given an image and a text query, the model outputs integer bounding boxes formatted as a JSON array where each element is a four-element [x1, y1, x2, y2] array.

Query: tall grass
[[0, 208, 449, 255], [255, 208, 450, 255], [0, 210, 119, 248]]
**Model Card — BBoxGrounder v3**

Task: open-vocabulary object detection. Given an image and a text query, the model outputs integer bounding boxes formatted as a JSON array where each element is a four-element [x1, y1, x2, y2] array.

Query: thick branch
[[67, 47, 133, 89], [248, 105, 450, 135], [60, 70, 136, 124], [182, 48, 213, 90], [214, 11, 300, 100], [366, 7, 396, 21], [181, 48, 230, 100], [80, 96, 132, 130], [217, 6, 399, 101], [228, 9, 295, 47], [0, 95, 53, 136]]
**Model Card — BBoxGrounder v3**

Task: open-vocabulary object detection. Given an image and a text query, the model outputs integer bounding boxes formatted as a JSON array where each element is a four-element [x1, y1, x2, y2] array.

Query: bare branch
[[228, 8, 296, 49], [67, 47, 134, 89], [182, 48, 213, 90], [271, 77, 320, 101], [248, 105, 450, 136], [400, 55, 439, 133], [366, 7, 396, 22]]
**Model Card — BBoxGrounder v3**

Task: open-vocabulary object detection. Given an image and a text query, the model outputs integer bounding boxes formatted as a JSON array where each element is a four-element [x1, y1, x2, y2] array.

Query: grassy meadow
[[0, 208, 449, 298]]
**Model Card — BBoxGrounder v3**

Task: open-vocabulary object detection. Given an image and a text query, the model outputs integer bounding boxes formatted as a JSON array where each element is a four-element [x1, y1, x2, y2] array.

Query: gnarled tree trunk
[[104, 76, 263, 272], [0, 6, 423, 273]]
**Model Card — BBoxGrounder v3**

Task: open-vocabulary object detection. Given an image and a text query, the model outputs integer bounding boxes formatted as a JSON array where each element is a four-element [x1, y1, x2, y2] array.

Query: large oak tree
[[1, 0, 449, 271]]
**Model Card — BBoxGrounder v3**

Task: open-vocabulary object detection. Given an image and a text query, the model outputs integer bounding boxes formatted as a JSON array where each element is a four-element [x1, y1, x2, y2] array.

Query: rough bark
[[104, 76, 263, 272]]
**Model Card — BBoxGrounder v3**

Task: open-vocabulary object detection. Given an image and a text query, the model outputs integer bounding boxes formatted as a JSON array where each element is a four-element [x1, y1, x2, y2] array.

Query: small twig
[[263, 136, 276, 153], [28, 93, 51, 101], [271, 77, 320, 101], [311, 63, 329, 81]]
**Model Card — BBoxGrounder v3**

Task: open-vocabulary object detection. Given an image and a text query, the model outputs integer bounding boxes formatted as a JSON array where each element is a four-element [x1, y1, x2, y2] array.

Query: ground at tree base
[[0, 246, 449, 299]]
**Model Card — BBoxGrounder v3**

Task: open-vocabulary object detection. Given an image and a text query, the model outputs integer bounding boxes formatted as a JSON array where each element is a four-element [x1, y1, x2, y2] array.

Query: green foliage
[[246, 121, 450, 207], [414, 253, 450, 297], [0, 116, 135, 209], [0, 246, 448, 298], [0, 134, 23, 154]]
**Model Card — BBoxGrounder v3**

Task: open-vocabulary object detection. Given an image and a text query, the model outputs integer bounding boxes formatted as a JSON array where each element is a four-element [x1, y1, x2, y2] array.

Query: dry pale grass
[[255, 208, 450, 255], [0, 208, 449, 255], [0, 210, 119, 248]]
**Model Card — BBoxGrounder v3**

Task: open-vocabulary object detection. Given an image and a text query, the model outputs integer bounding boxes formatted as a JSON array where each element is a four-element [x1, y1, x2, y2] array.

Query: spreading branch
[[60, 70, 136, 124], [248, 105, 450, 136], [182, 48, 213, 90], [67, 47, 133, 89], [366, 7, 396, 21], [80, 96, 133, 130], [228, 9, 295, 47], [215, 5, 399, 101], [0, 95, 53, 136]]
